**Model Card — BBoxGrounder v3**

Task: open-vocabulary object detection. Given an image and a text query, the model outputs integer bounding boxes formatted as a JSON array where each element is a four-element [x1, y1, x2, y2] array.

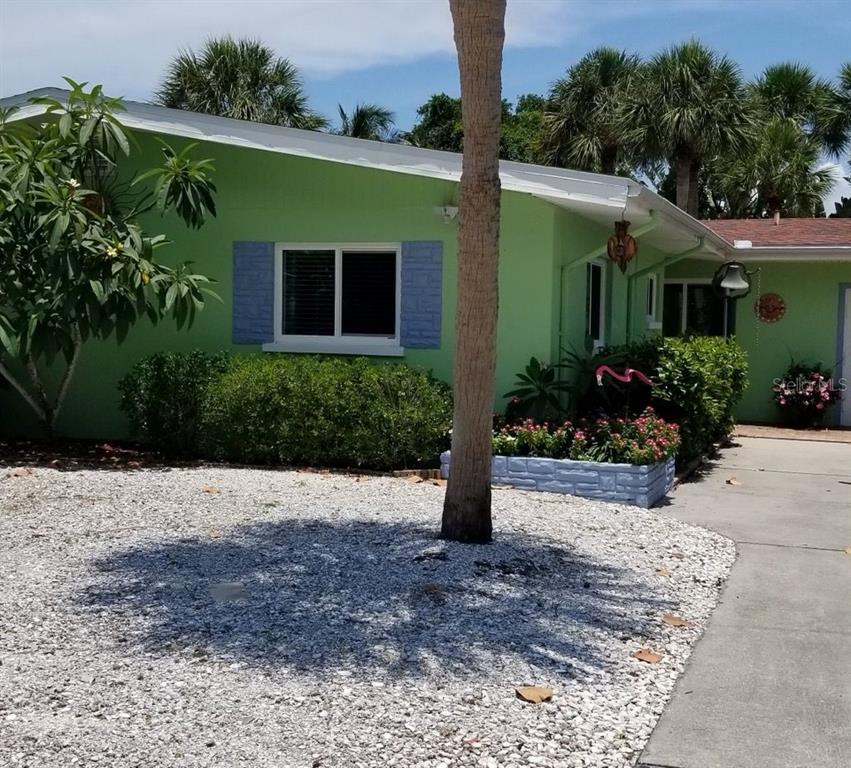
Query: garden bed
[[440, 452, 676, 507]]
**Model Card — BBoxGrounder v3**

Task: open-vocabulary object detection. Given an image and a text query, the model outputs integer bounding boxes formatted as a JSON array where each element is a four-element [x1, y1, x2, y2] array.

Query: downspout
[[558, 210, 660, 353], [625, 237, 706, 342]]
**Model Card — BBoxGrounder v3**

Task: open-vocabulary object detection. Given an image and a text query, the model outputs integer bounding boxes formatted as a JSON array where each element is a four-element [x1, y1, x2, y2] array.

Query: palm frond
[[154, 36, 326, 130]]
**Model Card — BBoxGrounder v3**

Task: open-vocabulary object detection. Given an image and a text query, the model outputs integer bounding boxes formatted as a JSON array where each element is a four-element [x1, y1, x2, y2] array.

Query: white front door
[[842, 288, 851, 427]]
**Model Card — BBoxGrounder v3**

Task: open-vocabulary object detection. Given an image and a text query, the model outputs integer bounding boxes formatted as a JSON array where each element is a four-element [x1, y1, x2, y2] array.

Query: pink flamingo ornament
[[595, 365, 653, 387]]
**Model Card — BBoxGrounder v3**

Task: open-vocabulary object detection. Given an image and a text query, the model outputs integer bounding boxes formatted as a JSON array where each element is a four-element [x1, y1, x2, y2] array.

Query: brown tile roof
[[701, 218, 851, 248]]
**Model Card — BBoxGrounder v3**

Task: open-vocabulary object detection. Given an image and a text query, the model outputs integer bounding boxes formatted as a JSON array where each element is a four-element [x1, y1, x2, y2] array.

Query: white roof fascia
[[7, 94, 631, 210], [4, 88, 736, 254], [731, 246, 851, 262]]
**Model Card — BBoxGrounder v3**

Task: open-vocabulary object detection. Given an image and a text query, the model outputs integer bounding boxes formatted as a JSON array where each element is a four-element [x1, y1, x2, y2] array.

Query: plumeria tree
[[0, 80, 217, 434]]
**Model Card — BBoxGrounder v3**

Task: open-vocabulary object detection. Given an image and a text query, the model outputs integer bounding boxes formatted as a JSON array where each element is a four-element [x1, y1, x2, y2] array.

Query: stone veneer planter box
[[439, 452, 676, 508]]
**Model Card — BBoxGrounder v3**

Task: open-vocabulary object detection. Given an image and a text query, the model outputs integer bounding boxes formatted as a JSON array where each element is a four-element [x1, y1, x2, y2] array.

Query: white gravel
[[0, 464, 735, 768]]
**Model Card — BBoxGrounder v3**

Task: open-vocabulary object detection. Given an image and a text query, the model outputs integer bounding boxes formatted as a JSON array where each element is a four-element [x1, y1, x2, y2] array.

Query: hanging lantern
[[607, 220, 637, 273]]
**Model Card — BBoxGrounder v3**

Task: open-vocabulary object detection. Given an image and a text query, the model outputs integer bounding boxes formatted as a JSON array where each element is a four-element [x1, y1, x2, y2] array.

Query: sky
[[1, 0, 850, 206]]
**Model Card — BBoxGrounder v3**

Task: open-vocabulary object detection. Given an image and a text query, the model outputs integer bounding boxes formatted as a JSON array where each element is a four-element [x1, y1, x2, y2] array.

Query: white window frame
[[263, 242, 404, 356], [646, 273, 658, 320], [586, 258, 607, 352], [645, 272, 661, 329], [663, 278, 712, 336]]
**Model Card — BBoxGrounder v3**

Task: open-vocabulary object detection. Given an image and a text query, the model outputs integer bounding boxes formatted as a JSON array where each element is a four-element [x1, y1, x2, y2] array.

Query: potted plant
[[772, 361, 842, 427]]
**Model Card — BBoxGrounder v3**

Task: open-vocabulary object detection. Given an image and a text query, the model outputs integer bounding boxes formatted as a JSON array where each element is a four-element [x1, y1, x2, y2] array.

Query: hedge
[[120, 351, 452, 470], [119, 350, 231, 455], [200, 355, 451, 470]]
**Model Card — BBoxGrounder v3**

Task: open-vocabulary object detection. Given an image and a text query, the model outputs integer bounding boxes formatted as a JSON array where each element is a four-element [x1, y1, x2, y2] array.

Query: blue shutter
[[400, 241, 443, 349], [232, 241, 275, 344]]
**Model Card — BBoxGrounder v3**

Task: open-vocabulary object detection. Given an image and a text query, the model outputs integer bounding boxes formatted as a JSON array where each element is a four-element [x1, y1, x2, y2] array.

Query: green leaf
[[164, 282, 178, 311], [108, 119, 130, 156], [58, 112, 72, 138], [89, 279, 105, 304], [79, 116, 97, 146], [0, 322, 21, 357]]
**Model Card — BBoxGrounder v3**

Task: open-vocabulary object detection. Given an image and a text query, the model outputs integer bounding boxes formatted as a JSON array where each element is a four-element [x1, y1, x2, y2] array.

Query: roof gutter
[[630, 184, 731, 258]]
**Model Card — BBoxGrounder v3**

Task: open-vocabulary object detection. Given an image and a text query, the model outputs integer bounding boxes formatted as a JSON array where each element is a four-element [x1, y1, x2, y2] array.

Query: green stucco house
[[673, 217, 851, 427], [2, 89, 850, 436]]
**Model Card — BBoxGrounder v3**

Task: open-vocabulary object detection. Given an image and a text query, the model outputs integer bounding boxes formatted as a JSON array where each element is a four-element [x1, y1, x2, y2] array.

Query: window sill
[[262, 339, 405, 357]]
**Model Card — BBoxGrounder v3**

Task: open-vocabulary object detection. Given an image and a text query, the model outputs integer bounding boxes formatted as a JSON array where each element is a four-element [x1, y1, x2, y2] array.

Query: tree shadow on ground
[[77, 518, 674, 679]]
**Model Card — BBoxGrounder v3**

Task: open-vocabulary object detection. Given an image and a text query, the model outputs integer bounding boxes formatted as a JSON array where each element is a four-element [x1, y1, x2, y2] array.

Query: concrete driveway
[[639, 436, 851, 768]]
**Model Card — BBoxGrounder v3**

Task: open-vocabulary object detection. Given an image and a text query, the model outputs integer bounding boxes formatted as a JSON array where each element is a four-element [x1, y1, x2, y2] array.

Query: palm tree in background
[[705, 61, 850, 218], [710, 118, 834, 217], [628, 40, 751, 216], [834, 61, 851, 169], [540, 47, 640, 174], [839, 62, 851, 113], [752, 62, 849, 159], [336, 103, 396, 141], [156, 36, 327, 129]]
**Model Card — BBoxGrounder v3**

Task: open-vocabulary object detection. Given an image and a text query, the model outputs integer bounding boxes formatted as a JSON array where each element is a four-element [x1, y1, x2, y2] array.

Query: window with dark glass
[[662, 283, 684, 337], [646, 274, 657, 318], [663, 282, 729, 337], [342, 251, 396, 336], [281, 247, 397, 339], [586, 261, 603, 344], [685, 284, 725, 336], [283, 250, 335, 336]]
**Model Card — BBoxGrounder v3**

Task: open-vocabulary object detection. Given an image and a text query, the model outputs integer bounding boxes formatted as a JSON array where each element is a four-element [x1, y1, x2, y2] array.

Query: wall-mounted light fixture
[[433, 205, 459, 224], [713, 261, 752, 295], [712, 260, 761, 338]]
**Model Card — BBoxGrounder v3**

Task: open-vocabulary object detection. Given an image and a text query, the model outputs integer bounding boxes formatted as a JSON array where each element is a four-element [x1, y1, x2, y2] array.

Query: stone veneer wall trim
[[439, 452, 676, 508]]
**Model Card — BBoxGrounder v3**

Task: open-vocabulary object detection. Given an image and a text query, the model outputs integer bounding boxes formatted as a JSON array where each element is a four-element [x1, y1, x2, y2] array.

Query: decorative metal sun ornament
[[607, 220, 638, 273], [756, 292, 786, 323]]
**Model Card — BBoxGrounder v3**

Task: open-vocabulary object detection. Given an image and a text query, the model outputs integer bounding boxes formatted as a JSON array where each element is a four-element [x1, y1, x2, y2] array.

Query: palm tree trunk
[[441, 0, 506, 544], [675, 151, 691, 213], [688, 159, 701, 218], [601, 146, 618, 175]]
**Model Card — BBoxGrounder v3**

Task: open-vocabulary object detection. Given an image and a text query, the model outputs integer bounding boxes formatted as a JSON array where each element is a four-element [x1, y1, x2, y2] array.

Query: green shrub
[[200, 355, 452, 470], [597, 336, 748, 463], [119, 350, 231, 455]]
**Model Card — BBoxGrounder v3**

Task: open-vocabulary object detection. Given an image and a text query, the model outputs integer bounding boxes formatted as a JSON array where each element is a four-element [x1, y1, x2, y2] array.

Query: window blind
[[282, 250, 335, 336]]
